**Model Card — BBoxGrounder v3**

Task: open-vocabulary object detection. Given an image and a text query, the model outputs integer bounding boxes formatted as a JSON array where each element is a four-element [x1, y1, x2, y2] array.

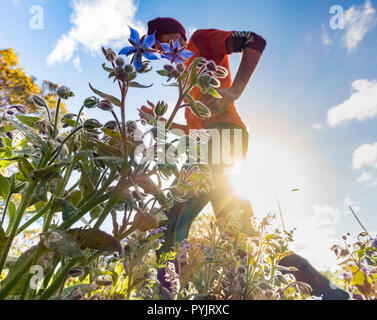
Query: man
[[140, 17, 349, 300]]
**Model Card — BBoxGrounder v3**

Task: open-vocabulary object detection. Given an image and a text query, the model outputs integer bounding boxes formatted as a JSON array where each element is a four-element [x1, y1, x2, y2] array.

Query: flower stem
[[47, 125, 83, 166], [0, 191, 12, 228], [0, 179, 39, 276], [38, 258, 79, 300], [53, 98, 61, 138]]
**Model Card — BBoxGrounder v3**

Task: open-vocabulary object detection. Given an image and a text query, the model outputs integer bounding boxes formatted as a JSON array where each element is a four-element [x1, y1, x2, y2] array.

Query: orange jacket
[[184, 29, 246, 131]]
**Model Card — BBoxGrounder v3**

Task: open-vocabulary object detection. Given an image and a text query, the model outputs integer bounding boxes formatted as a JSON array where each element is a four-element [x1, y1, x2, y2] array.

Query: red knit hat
[[147, 17, 187, 42]]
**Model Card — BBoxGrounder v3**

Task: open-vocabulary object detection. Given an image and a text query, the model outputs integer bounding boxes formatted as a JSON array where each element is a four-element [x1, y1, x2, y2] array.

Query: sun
[[228, 137, 312, 223]]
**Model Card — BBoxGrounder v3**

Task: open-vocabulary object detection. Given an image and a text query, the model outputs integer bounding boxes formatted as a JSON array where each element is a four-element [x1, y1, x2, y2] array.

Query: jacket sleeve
[[191, 29, 233, 57]]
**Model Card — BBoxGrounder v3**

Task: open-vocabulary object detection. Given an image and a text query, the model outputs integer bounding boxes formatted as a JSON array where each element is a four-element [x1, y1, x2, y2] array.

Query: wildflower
[[237, 265, 246, 274], [9, 104, 29, 114], [2, 108, 15, 119], [98, 100, 113, 112], [201, 59, 228, 78], [31, 95, 48, 108], [83, 119, 103, 132], [84, 96, 99, 109], [372, 238, 377, 249], [57, 86, 74, 100], [35, 119, 54, 136], [6, 132, 14, 140], [159, 37, 194, 64], [62, 113, 77, 128], [115, 57, 125, 67], [154, 101, 168, 117], [104, 121, 118, 131], [119, 26, 159, 70], [102, 47, 117, 62], [124, 64, 135, 74]]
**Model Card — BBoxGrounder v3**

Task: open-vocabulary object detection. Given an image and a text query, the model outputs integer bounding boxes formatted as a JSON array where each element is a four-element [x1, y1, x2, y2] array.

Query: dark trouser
[[158, 122, 349, 300]]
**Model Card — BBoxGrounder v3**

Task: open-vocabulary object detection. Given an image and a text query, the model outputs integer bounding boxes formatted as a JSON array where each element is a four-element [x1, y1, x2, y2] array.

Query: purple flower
[[159, 37, 194, 64], [372, 238, 377, 249], [119, 26, 159, 70]]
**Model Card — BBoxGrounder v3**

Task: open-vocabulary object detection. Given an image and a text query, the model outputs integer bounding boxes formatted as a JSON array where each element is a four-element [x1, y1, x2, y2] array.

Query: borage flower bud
[[6, 132, 14, 140], [102, 47, 116, 62], [115, 57, 125, 67], [84, 96, 99, 109], [209, 77, 221, 88], [115, 67, 127, 81], [154, 101, 168, 117], [124, 64, 135, 74], [62, 113, 77, 128], [206, 61, 217, 72], [57, 86, 74, 100], [10, 104, 29, 114], [84, 119, 103, 132], [163, 65, 175, 72], [98, 99, 113, 112], [104, 120, 118, 131], [35, 119, 54, 136], [176, 63, 185, 73], [32, 95, 48, 108]]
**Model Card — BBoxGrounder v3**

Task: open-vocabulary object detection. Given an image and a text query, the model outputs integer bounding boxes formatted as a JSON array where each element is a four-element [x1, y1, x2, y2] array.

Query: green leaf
[[190, 57, 203, 86], [40, 229, 85, 258], [157, 70, 169, 77], [102, 128, 121, 141], [162, 83, 179, 87], [102, 63, 113, 73], [9, 120, 47, 152], [15, 114, 41, 128], [89, 83, 121, 107], [129, 81, 153, 89], [95, 141, 123, 158], [7, 201, 16, 226], [67, 228, 123, 256], [0, 174, 10, 199], [55, 199, 79, 221], [0, 226, 8, 257], [62, 284, 98, 297], [78, 162, 95, 199], [206, 87, 222, 98]]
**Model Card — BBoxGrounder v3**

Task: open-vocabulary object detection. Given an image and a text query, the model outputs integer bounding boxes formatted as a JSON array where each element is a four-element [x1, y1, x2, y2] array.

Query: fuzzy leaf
[[67, 228, 123, 256], [129, 81, 153, 89], [0, 174, 10, 199], [15, 114, 41, 128], [89, 83, 121, 107], [40, 229, 85, 258]]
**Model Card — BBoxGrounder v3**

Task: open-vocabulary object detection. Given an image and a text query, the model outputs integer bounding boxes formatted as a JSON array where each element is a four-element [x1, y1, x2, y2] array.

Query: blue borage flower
[[159, 37, 194, 64], [119, 26, 159, 70]]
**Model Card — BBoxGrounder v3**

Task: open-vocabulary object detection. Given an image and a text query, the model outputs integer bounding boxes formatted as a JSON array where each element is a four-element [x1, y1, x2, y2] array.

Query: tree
[[0, 48, 66, 114]]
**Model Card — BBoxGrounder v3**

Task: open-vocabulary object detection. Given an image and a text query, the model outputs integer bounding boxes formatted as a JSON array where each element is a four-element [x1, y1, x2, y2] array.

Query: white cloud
[[321, 24, 331, 46], [312, 123, 324, 131], [72, 56, 82, 73], [327, 79, 377, 127], [47, 0, 145, 66], [357, 171, 372, 183], [292, 198, 356, 269], [352, 142, 377, 170], [343, 0, 376, 52]]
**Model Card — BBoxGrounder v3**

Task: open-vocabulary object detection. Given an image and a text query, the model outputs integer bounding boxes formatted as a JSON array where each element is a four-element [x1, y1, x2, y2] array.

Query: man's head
[[147, 17, 187, 50]]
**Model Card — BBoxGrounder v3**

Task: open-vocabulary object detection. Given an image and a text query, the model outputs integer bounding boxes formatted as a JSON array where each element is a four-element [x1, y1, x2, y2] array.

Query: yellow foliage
[[0, 48, 67, 115]]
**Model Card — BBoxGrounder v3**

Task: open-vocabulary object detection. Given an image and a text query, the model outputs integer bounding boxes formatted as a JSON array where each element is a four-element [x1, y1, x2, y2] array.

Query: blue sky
[[1, 0, 377, 269]]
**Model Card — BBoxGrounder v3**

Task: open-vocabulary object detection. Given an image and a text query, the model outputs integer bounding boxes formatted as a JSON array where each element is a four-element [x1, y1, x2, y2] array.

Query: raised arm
[[225, 31, 267, 100]]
